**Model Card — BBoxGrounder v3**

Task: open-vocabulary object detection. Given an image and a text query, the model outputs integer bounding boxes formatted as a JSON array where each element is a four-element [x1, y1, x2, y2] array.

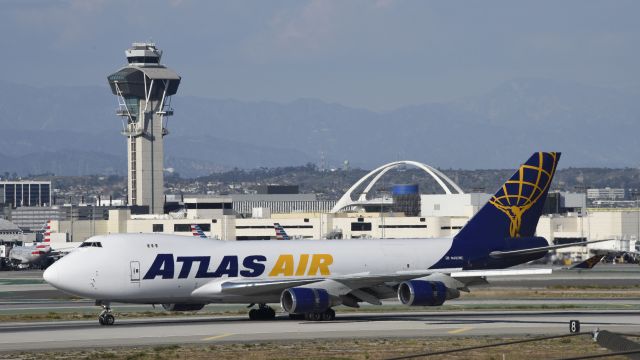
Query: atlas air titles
[[143, 253, 334, 280]]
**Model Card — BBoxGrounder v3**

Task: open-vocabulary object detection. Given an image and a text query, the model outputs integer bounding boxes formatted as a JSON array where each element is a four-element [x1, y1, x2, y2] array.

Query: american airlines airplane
[[8, 221, 53, 269], [8, 243, 51, 269], [43, 152, 599, 326]]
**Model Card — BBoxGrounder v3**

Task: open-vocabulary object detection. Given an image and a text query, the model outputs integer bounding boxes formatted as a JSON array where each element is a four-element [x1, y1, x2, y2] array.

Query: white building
[[587, 188, 626, 201]]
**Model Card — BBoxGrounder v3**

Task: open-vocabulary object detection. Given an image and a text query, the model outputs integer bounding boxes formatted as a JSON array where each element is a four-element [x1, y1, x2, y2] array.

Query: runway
[[1, 310, 640, 352], [2, 266, 640, 353]]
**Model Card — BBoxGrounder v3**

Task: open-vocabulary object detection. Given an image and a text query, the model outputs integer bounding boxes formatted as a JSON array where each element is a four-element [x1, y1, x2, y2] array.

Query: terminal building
[[0, 181, 51, 208], [0, 219, 24, 243], [587, 188, 626, 201], [45, 184, 640, 263]]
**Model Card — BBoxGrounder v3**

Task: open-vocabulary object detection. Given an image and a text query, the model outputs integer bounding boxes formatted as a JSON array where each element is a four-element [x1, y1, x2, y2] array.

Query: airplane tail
[[191, 225, 207, 239], [43, 220, 51, 243], [274, 223, 290, 240], [437, 152, 560, 269]]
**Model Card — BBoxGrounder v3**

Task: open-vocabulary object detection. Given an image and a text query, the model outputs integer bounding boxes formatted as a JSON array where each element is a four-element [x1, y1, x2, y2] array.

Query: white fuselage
[[44, 234, 454, 304]]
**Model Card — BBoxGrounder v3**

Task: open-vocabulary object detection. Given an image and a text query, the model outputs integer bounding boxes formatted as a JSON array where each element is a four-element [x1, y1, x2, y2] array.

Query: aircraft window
[[80, 242, 102, 248]]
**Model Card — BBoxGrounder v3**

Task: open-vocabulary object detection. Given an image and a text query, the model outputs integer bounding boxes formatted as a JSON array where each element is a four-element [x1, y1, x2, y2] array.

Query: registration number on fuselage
[[143, 254, 334, 280]]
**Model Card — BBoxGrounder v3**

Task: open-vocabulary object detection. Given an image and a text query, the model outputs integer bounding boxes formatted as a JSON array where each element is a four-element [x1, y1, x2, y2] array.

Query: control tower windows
[[124, 97, 139, 119], [127, 56, 159, 64]]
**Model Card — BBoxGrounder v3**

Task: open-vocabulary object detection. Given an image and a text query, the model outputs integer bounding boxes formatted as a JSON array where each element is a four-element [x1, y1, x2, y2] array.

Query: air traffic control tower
[[107, 43, 180, 214]]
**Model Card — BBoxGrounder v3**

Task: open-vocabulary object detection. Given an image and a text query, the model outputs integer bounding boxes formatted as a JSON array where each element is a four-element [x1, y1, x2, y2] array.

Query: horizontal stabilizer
[[489, 238, 614, 258], [570, 254, 604, 269]]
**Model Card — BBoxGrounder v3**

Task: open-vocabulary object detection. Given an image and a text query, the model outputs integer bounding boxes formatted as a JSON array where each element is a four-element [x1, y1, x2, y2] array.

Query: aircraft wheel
[[308, 312, 322, 321], [322, 309, 335, 321], [288, 313, 305, 320], [266, 307, 276, 319], [249, 309, 258, 320]]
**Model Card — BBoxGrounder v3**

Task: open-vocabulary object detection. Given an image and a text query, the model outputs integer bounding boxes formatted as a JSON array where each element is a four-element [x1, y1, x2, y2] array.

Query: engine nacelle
[[162, 303, 205, 311], [397, 280, 458, 306], [281, 287, 331, 314]]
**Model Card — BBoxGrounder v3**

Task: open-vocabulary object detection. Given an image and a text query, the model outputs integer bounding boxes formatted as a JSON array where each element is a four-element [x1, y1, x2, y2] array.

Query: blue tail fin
[[436, 152, 560, 269]]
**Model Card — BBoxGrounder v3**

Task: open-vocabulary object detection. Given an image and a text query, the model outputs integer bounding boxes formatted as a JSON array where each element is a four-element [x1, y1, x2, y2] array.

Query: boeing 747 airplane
[[43, 152, 603, 325]]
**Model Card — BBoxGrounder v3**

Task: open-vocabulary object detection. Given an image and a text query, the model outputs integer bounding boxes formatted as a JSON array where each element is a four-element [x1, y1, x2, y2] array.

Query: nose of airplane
[[43, 261, 60, 288], [42, 251, 98, 298]]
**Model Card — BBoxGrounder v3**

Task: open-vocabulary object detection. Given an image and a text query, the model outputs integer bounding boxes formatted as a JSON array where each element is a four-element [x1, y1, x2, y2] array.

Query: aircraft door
[[130, 261, 141, 282]]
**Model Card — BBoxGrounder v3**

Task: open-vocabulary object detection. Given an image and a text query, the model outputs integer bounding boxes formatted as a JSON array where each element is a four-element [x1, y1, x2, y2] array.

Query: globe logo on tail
[[489, 152, 558, 237]]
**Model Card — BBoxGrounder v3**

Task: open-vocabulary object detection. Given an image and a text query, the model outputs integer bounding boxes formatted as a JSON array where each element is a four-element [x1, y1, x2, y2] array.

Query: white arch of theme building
[[331, 160, 464, 213]]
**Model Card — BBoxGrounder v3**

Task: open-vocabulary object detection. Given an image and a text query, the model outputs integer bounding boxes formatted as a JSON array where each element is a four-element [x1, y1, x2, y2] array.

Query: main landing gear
[[98, 304, 115, 326], [289, 308, 335, 321], [248, 303, 276, 320]]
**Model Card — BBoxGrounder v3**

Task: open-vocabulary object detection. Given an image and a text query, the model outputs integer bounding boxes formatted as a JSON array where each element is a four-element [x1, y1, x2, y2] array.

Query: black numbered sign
[[569, 320, 580, 333]]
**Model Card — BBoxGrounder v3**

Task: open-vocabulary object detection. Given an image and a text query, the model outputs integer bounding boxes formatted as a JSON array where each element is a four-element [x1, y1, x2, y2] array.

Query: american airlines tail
[[191, 225, 207, 239], [274, 223, 290, 240], [435, 152, 560, 270], [43, 220, 51, 243]]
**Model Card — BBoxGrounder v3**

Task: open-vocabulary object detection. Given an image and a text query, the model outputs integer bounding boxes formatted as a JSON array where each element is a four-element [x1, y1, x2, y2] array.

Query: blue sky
[[1, 0, 638, 110]]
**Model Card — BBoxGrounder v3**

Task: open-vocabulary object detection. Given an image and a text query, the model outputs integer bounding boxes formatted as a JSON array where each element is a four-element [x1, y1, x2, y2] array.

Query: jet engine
[[281, 287, 331, 314], [397, 280, 459, 306], [161, 303, 206, 311]]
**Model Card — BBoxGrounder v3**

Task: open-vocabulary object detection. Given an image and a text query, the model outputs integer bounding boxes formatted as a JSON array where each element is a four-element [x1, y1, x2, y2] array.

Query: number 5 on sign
[[569, 320, 580, 333]]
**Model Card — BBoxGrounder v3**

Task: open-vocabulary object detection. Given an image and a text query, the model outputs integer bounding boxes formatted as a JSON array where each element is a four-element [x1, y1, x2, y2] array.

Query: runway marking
[[201, 333, 234, 341], [447, 327, 473, 334]]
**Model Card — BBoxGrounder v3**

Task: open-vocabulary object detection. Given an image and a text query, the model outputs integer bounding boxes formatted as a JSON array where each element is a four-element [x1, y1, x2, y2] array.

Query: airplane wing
[[190, 267, 551, 303]]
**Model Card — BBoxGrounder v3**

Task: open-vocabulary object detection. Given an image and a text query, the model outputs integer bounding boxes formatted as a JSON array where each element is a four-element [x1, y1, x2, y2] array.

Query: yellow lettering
[[268, 254, 294, 276], [308, 254, 333, 276], [295, 254, 310, 276]]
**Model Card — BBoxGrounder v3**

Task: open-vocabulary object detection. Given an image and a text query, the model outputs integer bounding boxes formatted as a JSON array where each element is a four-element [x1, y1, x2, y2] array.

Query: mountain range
[[0, 78, 638, 177]]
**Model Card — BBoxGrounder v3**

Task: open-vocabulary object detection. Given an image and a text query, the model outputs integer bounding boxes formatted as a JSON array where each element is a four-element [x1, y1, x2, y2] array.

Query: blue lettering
[[240, 255, 266, 277], [213, 256, 238, 277], [195, 257, 216, 278], [145, 254, 269, 280], [177, 256, 208, 279], [143, 254, 174, 279]]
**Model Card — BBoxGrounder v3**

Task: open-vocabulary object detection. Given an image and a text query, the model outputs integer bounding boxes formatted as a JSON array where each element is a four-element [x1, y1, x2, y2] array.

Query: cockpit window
[[80, 241, 102, 248]]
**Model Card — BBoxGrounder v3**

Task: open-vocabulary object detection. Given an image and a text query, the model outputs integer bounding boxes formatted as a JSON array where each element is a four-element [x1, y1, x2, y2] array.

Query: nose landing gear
[[248, 303, 276, 320], [98, 304, 115, 326]]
